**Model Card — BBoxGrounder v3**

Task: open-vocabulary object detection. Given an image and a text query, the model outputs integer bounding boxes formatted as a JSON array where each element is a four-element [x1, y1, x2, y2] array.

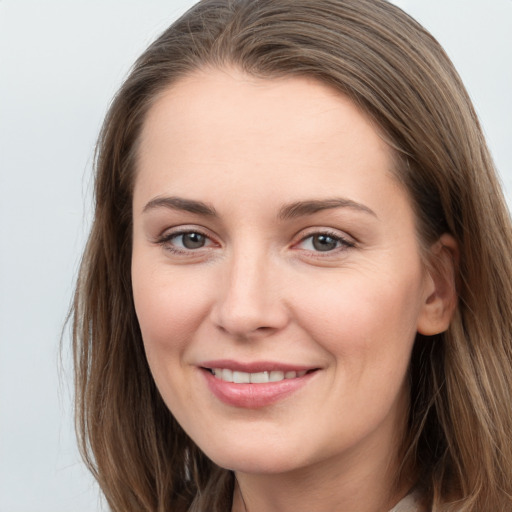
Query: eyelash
[[294, 230, 355, 255], [154, 228, 355, 256], [156, 228, 215, 255]]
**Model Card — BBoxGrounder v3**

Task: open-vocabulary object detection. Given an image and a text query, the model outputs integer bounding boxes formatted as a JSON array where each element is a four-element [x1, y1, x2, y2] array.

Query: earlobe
[[417, 234, 459, 336]]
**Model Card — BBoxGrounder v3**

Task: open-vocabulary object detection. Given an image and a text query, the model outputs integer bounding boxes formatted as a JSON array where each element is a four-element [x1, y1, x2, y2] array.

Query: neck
[[233, 458, 413, 512], [231, 415, 415, 512]]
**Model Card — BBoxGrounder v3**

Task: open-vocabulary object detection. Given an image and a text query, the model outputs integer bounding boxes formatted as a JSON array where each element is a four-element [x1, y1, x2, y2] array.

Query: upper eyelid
[[157, 225, 215, 241], [295, 234, 354, 249], [152, 228, 218, 253], [155, 229, 218, 254], [293, 226, 356, 244], [164, 230, 213, 242], [153, 225, 356, 247]]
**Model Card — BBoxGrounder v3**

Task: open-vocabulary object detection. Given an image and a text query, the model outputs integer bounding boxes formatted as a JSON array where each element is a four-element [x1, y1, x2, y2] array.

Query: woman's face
[[131, 68, 436, 476]]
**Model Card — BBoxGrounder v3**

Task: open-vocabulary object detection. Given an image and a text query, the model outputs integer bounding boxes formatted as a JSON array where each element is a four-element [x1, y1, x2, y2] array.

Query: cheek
[[291, 266, 425, 373], [131, 259, 217, 420], [131, 259, 213, 361]]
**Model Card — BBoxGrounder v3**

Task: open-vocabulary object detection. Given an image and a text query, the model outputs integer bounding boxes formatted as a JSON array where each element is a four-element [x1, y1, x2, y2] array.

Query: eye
[[156, 229, 216, 253], [172, 232, 208, 250], [296, 231, 354, 253]]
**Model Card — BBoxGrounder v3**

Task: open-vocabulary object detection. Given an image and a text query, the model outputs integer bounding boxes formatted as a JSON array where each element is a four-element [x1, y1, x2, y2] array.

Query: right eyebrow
[[278, 198, 377, 220], [142, 196, 218, 217]]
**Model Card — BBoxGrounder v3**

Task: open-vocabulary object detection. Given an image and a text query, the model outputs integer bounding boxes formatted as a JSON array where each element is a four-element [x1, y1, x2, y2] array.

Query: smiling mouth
[[200, 364, 319, 407], [204, 368, 316, 384]]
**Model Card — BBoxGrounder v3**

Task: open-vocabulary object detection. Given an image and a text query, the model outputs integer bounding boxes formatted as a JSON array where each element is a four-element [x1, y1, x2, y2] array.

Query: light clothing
[[389, 490, 423, 512]]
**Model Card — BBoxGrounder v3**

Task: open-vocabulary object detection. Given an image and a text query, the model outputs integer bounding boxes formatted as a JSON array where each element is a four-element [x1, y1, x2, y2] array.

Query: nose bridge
[[212, 241, 287, 337]]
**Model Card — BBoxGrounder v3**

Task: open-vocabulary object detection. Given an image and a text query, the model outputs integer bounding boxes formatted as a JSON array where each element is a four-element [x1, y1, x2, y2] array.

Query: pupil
[[183, 232, 205, 249], [312, 234, 337, 252]]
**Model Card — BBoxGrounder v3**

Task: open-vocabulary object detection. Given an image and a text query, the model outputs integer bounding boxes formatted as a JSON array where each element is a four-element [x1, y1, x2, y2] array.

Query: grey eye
[[178, 232, 207, 249], [310, 234, 340, 252]]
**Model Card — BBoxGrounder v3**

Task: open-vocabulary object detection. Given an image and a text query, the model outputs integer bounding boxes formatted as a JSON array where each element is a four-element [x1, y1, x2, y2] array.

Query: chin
[[196, 434, 314, 475], [214, 452, 303, 475]]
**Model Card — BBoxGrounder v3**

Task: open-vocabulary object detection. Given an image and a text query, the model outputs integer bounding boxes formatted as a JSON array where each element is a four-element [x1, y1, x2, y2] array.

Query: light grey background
[[0, 1, 510, 511]]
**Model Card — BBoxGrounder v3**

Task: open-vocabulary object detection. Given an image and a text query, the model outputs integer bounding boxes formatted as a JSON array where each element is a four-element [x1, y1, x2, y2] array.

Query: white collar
[[388, 490, 423, 512]]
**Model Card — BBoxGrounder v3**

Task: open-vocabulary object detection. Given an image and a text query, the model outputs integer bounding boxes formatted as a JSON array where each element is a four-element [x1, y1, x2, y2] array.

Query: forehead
[[139, 68, 384, 152], [134, 67, 403, 216]]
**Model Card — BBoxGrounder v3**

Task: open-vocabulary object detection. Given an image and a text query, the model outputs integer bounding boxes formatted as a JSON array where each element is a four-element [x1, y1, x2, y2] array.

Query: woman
[[72, 0, 512, 510]]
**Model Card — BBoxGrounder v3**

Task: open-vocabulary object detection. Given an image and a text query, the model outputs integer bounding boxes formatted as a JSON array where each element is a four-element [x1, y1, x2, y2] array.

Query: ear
[[417, 234, 459, 336]]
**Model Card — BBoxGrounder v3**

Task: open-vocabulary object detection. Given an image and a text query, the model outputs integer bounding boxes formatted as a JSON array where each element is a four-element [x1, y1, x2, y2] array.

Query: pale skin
[[131, 68, 457, 512]]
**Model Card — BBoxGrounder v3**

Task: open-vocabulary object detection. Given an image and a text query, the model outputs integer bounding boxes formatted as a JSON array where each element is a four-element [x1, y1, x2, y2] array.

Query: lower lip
[[202, 369, 316, 409]]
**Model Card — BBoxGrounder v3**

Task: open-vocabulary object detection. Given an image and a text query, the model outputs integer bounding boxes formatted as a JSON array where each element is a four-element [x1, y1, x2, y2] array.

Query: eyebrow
[[278, 198, 377, 220], [142, 195, 376, 219], [142, 196, 217, 216]]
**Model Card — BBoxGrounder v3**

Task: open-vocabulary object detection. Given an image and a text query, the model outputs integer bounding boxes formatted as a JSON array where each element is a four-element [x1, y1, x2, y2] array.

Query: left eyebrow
[[278, 198, 377, 220], [142, 196, 218, 217]]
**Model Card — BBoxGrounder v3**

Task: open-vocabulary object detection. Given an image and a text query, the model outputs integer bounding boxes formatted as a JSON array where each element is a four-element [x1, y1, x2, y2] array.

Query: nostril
[[255, 326, 276, 332], [214, 319, 281, 338]]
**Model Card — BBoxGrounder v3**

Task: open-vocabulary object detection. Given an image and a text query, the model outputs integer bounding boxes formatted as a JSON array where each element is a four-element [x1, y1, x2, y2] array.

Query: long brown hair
[[72, 1, 512, 510]]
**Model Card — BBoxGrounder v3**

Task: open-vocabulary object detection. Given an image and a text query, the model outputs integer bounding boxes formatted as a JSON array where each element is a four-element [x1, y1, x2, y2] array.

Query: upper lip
[[199, 359, 318, 373]]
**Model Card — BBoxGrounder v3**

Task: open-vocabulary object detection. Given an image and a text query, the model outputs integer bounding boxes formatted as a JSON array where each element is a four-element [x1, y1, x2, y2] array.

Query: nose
[[210, 247, 290, 339]]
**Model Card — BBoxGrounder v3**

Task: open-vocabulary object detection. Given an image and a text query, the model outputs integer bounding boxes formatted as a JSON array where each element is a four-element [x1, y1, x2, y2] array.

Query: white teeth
[[211, 368, 308, 384], [250, 371, 269, 383], [233, 371, 250, 384], [213, 368, 232, 382], [269, 370, 285, 382]]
